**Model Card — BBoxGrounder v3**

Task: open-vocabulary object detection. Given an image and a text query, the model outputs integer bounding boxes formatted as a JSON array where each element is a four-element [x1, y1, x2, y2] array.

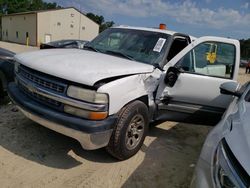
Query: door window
[[167, 37, 189, 61], [176, 42, 236, 78]]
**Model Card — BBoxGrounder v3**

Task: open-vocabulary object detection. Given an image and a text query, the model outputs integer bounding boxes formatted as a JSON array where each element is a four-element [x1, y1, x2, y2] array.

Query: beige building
[[1, 7, 99, 46]]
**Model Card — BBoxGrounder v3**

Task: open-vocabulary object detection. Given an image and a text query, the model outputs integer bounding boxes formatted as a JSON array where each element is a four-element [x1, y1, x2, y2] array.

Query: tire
[[0, 71, 7, 98], [0, 81, 5, 105], [0, 81, 4, 99], [106, 100, 149, 160]]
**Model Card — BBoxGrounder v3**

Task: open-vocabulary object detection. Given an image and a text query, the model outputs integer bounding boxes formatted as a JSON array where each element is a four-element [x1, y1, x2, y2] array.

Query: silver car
[[191, 81, 250, 188]]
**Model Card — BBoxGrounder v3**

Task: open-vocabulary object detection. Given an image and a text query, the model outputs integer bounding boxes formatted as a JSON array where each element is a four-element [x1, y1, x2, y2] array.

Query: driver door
[[156, 36, 240, 125]]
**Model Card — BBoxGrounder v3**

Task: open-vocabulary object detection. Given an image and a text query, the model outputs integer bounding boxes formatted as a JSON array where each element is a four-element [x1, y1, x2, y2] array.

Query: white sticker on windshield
[[153, 38, 166, 52]]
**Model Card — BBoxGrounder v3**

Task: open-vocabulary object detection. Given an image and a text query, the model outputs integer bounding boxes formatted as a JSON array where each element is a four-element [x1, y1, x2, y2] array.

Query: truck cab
[[8, 26, 240, 160]]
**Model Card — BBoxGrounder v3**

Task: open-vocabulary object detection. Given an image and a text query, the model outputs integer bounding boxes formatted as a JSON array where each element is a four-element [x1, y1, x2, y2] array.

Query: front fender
[[97, 74, 152, 115]]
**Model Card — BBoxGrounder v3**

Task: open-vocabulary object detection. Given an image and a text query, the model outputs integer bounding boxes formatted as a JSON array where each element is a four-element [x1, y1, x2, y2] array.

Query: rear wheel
[[106, 100, 149, 160]]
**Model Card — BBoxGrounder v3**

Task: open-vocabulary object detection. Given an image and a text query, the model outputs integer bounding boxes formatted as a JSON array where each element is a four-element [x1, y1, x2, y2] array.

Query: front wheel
[[106, 100, 149, 160]]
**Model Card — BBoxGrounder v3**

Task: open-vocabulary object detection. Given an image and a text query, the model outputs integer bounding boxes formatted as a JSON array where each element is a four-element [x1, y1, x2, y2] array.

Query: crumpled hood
[[15, 49, 154, 86], [225, 102, 250, 175]]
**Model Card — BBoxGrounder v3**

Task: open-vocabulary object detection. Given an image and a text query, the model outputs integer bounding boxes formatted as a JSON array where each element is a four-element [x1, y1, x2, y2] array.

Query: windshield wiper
[[84, 45, 99, 52], [105, 50, 135, 61]]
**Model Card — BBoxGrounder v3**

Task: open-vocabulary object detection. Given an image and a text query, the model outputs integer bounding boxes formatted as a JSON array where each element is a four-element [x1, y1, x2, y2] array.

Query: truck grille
[[19, 66, 65, 93], [17, 65, 67, 110], [18, 81, 61, 107], [15, 64, 105, 114]]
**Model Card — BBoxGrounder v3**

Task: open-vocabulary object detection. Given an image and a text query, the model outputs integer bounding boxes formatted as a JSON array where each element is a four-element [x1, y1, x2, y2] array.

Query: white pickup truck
[[8, 26, 240, 160]]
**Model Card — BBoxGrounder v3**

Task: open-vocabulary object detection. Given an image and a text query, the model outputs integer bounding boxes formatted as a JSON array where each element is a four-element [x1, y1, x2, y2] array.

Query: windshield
[[86, 28, 170, 65]]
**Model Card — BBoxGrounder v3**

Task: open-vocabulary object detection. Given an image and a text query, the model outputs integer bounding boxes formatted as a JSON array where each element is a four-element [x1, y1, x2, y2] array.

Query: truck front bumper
[[8, 82, 117, 150]]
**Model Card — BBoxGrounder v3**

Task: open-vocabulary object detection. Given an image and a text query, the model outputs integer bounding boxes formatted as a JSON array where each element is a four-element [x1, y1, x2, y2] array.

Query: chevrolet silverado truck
[[8, 26, 240, 160]]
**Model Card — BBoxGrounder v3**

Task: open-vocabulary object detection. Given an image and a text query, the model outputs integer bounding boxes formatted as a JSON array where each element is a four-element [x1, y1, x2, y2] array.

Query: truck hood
[[15, 49, 154, 86], [225, 102, 250, 175]]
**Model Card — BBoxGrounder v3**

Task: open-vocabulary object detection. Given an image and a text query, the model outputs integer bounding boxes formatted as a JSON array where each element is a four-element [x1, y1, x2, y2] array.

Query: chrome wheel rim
[[125, 114, 145, 150]]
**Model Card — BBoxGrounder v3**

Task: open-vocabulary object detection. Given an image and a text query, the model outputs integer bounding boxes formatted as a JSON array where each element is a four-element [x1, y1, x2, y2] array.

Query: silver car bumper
[[190, 158, 214, 188], [19, 107, 113, 150]]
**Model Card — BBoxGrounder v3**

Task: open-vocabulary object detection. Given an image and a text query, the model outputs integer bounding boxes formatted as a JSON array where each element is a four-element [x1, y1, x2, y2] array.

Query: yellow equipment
[[206, 43, 217, 64]]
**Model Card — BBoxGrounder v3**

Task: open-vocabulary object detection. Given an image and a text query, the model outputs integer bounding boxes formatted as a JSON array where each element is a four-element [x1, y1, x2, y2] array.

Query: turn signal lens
[[64, 105, 108, 120], [89, 111, 108, 120]]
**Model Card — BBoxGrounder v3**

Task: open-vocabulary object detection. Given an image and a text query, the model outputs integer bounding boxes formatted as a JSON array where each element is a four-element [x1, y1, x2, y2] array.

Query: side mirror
[[164, 67, 181, 87], [220, 82, 241, 97]]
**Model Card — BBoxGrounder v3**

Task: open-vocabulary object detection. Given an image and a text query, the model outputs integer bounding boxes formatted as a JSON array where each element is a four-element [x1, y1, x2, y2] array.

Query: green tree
[[0, 0, 61, 15], [86, 13, 104, 25], [86, 12, 114, 33]]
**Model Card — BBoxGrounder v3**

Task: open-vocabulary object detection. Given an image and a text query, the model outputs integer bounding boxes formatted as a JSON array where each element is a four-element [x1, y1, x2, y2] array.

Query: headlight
[[217, 167, 236, 188], [66, 86, 109, 120], [67, 85, 108, 104], [213, 141, 245, 188]]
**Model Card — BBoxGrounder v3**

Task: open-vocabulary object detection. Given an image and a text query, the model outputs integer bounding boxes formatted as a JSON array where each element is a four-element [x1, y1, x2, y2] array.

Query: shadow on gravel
[[122, 123, 211, 188], [0, 106, 117, 169], [0, 96, 10, 105], [0, 104, 211, 178]]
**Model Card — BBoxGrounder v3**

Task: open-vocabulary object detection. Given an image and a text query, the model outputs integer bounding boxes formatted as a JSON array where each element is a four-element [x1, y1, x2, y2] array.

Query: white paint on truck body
[[14, 27, 240, 119], [97, 69, 162, 115], [14, 49, 154, 86]]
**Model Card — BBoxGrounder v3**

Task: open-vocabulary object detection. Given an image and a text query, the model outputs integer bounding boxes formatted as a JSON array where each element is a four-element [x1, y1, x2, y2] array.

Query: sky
[[45, 0, 250, 39]]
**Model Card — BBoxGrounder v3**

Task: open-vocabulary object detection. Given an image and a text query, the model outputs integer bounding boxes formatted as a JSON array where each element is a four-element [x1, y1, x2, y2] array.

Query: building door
[[44, 34, 51, 43]]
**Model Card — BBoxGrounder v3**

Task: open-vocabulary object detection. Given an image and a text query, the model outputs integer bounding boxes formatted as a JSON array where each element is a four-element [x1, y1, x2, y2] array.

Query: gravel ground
[[0, 105, 212, 188], [0, 42, 249, 188]]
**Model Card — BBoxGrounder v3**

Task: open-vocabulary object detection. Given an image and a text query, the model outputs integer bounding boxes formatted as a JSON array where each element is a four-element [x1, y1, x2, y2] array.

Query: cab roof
[[113, 25, 197, 41]]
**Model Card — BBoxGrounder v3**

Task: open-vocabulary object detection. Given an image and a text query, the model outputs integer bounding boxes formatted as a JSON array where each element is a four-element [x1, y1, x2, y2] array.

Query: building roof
[[2, 7, 99, 26], [2, 7, 78, 16], [2, 7, 85, 16]]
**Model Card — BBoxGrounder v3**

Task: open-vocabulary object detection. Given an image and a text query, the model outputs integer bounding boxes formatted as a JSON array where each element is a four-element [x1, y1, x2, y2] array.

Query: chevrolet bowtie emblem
[[26, 83, 37, 93]]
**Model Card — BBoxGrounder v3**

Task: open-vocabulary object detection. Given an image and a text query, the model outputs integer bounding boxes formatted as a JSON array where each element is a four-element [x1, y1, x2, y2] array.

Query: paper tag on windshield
[[153, 38, 166, 52]]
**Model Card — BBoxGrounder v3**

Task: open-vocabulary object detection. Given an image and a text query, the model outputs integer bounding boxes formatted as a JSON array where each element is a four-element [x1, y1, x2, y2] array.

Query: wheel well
[[120, 95, 149, 111], [134, 95, 149, 107], [0, 70, 7, 91]]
